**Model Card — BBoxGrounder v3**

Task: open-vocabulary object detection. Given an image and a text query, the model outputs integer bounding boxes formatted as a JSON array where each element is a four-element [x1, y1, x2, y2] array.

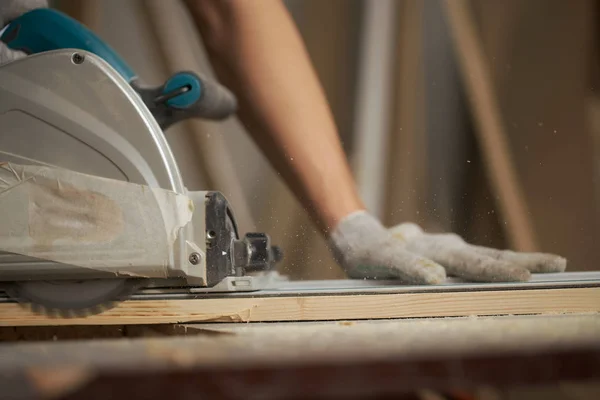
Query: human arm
[[181, 0, 567, 282], [0, 0, 566, 283], [180, 0, 569, 282], [182, 0, 364, 233]]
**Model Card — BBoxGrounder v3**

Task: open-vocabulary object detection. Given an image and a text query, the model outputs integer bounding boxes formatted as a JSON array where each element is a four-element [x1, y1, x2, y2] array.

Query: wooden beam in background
[[589, 96, 600, 230], [54, 0, 102, 30], [258, 0, 358, 280], [143, 0, 256, 231], [384, 0, 428, 227], [352, 0, 397, 220], [443, 0, 538, 252]]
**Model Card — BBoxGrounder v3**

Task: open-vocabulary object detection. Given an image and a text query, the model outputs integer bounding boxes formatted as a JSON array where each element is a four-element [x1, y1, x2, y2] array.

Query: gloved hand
[[329, 211, 566, 284], [0, 0, 48, 64]]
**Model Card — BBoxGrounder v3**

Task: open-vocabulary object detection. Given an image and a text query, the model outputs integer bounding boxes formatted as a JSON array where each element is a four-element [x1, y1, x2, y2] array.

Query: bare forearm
[[183, 0, 364, 232]]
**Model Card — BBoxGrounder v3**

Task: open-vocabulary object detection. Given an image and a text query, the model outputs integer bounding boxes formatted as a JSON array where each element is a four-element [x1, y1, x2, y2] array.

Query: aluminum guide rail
[[1, 272, 598, 303]]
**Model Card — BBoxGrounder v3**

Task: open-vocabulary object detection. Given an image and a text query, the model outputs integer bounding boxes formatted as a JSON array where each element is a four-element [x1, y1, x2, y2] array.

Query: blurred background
[[54, 0, 600, 280]]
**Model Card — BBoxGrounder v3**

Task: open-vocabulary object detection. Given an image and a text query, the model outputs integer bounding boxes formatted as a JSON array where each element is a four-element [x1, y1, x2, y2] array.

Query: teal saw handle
[[1, 7, 238, 126], [1, 8, 136, 82]]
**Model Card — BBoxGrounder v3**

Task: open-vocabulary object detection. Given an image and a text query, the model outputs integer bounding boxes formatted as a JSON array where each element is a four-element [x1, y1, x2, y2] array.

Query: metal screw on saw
[[72, 53, 85, 64], [189, 252, 202, 265]]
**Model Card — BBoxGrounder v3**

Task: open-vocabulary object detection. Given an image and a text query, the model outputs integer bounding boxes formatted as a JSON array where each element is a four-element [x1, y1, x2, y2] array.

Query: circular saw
[[0, 9, 282, 314]]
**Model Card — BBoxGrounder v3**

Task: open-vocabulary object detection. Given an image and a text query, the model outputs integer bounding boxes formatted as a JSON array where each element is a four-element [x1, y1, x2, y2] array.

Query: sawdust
[[186, 306, 257, 323]]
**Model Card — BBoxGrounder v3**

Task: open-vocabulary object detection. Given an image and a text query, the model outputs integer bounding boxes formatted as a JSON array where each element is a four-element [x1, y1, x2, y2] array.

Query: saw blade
[[5, 279, 143, 316]]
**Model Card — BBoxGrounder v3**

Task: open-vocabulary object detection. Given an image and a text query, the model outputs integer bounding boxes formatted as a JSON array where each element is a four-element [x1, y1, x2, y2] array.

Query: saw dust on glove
[[0, 0, 48, 64], [329, 211, 566, 284]]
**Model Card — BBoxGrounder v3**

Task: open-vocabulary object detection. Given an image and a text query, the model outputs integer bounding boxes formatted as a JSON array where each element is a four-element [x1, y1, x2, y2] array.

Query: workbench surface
[[1, 313, 599, 399]]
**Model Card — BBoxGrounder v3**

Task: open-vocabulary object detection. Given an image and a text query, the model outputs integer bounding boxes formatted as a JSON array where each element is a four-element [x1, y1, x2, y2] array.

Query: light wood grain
[[1, 287, 598, 327], [443, 0, 538, 252]]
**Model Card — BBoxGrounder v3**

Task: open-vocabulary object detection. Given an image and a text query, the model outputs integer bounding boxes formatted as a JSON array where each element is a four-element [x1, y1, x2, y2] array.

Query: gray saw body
[[0, 49, 282, 313]]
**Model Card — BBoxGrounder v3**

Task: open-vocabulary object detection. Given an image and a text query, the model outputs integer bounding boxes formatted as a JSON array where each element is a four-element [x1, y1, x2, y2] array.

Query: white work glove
[[0, 0, 48, 64], [329, 211, 566, 284]]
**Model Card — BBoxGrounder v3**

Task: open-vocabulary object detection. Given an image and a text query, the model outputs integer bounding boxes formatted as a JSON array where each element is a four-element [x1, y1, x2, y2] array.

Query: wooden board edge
[[0, 287, 598, 327]]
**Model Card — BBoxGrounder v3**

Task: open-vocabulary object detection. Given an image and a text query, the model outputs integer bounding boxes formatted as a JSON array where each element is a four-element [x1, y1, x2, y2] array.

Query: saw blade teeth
[[13, 296, 118, 318], [3, 279, 144, 317]]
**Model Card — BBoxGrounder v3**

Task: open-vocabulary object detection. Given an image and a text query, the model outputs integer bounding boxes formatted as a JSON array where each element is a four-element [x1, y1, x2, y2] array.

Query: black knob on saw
[[233, 233, 283, 272]]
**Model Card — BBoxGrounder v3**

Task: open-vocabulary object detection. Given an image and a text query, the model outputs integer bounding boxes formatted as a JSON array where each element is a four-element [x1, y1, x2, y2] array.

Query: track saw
[[0, 9, 283, 314]]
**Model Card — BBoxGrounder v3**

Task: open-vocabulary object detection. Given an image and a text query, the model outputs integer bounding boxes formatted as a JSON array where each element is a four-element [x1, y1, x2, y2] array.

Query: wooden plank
[[1, 315, 599, 399], [2, 315, 599, 367], [442, 0, 538, 252], [0, 324, 213, 342], [0, 287, 598, 327]]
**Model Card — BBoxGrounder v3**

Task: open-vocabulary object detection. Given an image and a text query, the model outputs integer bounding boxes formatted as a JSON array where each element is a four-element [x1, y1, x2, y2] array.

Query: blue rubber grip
[[1, 8, 136, 82], [163, 72, 202, 109]]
